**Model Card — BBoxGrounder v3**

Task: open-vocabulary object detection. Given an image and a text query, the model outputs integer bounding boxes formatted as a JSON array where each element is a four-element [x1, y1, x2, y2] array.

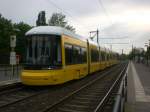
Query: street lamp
[[10, 28, 20, 76], [145, 43, 149, 66]]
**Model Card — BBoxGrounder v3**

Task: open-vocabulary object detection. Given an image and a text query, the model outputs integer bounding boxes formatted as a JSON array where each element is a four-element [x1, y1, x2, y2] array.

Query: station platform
[[125, 61, 150, 112]]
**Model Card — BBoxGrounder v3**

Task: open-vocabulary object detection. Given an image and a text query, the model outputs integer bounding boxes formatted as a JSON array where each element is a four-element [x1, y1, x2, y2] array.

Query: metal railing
[[0, 64, 22, 82], [94, 62, 127, 112], [112, 63, 128, 112]]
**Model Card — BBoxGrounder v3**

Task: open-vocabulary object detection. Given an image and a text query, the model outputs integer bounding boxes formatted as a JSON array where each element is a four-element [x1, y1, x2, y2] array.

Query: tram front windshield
[[25, 35, 62, 69]]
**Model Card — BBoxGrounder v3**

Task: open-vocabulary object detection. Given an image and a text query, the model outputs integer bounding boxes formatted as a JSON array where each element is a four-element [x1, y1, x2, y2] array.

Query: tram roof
[[26, 26, 119, 53], [26, 26, 83, 40], [26, 26, 99, 46]]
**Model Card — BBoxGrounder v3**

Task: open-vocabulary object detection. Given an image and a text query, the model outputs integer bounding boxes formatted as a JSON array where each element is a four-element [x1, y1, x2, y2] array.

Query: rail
[[41, 63, 127, 112], [112, 63, 128, 112], [94, 63, 127, 112]]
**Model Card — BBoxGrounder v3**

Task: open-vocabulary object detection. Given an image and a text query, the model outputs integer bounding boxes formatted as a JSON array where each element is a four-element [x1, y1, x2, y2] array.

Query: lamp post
[[145, 43, 149, 66], [132, 45, 134, 61], [90, 29, 99, 45], [10, 28, 20, 75], [10, 35, 16, 76], [148, 40, 150, 65]]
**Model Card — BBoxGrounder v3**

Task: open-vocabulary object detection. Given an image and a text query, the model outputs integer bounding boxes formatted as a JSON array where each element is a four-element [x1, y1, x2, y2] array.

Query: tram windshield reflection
[[25, 35, 62, 69]]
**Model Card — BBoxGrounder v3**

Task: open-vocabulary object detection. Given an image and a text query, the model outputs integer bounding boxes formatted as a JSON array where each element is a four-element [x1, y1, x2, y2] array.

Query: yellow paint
[[21, 69, 65, 85], [21, 34, 118, 86], [90, 62, 100, 73]]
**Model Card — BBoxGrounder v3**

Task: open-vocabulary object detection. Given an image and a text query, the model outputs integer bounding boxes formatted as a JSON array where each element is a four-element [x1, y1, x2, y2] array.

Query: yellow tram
[[21, 26, 118, 85]]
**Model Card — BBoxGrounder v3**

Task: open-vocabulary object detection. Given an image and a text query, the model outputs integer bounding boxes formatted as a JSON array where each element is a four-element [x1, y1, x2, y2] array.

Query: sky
[[0, 0, 150, 54]]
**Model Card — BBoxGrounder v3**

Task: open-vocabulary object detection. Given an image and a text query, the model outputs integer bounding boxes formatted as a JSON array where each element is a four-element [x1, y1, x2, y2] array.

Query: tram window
[[91, 49, 99, 62], [73, 46, 80, 64], [81, 47, 87, 63], [41, 38, 45, 55], [91, 49, 94, 62], [65, 44, 73, 65], [101, 52, 106, 61], [34, 37, 38, 59], [96, 50, 99, 61], [56, 39, 61, 63], [26, 35, 63, 69], [38, 36, 51, 65], [26, 38, 32, 63], [99, 51, 102, 61], [53, 37, 62, 66], [28, 38, 32, 57], [65, 44, 87, 65]]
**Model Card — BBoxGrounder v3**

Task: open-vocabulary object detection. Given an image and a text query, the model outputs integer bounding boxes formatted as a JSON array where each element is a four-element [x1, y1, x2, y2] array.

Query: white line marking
[[131, 62, 150, 102]]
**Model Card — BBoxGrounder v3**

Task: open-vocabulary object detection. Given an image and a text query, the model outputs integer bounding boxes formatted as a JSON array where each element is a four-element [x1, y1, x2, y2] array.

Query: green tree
[[36, 11, 47, 26], [49, 13, 75, 32], [14, 22, 32, 62], [0, 14, 14, 53], [128, 48, 145, 61], [0, 14, 32, 63]]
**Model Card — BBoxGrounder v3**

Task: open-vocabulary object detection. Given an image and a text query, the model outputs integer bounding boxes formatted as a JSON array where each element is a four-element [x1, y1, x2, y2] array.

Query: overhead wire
[[45, 0, 92, 31], [97, 0, 130, 46], [45, 0, 129, 53], [97, 0, 113, 26]]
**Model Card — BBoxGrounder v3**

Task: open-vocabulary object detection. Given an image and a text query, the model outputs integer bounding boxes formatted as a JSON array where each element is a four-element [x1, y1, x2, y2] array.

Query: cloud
[[0, 0, 150, 54], [46, 0, 102, 17]]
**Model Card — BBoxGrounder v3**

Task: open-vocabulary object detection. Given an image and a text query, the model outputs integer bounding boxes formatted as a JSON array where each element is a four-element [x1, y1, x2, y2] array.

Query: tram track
[[41, 63, 127, 112], [0, 85, 50, 109], [0, 63, 127, 112], [0, 84, 24, 96]]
